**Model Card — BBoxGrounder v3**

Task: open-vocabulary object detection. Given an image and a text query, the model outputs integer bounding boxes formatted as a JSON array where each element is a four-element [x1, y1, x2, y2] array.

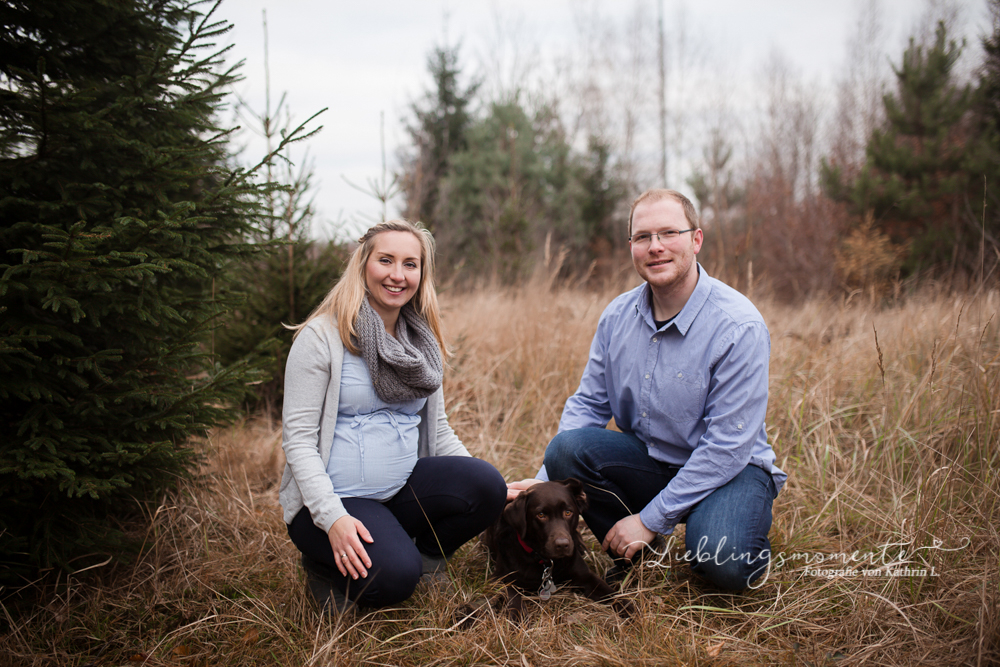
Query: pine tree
[[821, 22, 980, 275], [0, 0, 299, 576], [400, 44, 479, 229], [439, 100, 616, 282], [215, 236, 347, 416], [578, 135, 626, 271], [400, 43, 627, 283], [969, 0, 1000, 273], [981, 1, 1000, 131], [439, 101, 538, 281]]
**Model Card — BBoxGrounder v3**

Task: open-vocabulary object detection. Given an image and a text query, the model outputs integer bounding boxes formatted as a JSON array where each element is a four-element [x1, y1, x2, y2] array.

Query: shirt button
[[651, 338, 657, 343], [677, 372, 683, 378], [645, 374, 650, 379], [737, 422, 744, 430], [642, 412, 647, 417]]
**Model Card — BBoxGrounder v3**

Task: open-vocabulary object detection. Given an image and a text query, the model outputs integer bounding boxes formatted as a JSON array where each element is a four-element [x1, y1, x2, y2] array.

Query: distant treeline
[[397, 6, 1000, 299]]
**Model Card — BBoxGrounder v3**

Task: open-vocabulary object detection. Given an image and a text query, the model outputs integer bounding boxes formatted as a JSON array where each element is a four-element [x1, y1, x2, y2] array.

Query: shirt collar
[[638, 263, 712, 336]]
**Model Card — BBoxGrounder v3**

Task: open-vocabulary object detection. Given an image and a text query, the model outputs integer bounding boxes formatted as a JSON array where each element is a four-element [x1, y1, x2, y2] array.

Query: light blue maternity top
[[326, 351, 426, 500]]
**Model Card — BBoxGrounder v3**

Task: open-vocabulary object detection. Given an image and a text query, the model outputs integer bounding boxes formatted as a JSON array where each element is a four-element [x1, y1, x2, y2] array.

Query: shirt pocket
[[655, 364, 705, 422]]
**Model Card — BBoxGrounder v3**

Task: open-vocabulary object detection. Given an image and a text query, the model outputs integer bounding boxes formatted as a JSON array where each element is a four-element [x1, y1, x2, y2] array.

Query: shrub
[[0, 0, 299, 577]]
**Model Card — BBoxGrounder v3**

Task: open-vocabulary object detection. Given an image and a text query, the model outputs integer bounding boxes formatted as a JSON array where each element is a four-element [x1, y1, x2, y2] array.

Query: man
[[511, 188, 785, 591]]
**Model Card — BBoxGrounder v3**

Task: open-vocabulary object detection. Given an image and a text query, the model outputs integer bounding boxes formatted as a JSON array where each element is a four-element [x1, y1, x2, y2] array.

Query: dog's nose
[[552, 536, 572, 557]]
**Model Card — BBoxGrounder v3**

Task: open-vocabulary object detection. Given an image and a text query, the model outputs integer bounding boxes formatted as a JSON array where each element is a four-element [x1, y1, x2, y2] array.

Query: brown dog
[[481, 478, 632, 619]]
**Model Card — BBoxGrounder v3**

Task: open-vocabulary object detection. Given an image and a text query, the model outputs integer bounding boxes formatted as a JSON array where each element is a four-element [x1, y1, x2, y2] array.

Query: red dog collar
[[517, 533, 557, 600]]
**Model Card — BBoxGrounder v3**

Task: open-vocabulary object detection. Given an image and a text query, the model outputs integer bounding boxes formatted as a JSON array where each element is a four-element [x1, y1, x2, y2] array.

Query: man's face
[[629, 197, 703, 292]]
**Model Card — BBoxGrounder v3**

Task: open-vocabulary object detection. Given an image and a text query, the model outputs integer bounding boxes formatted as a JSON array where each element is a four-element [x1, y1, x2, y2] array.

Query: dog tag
[[538, 564, 557, 600], [538, 562, 556, 600]]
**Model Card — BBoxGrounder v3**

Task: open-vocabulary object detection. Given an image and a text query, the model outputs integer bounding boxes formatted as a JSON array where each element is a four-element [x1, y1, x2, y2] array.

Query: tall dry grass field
[[3, 281, 999, 666]]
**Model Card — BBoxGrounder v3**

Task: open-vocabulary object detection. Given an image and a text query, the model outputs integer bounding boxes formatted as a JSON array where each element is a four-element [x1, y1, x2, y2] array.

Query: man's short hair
[[628, 189, 700, 237]]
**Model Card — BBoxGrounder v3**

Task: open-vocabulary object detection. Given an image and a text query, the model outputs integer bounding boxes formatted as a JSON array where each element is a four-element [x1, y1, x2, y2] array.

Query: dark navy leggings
[[287, 456, 506, 608]]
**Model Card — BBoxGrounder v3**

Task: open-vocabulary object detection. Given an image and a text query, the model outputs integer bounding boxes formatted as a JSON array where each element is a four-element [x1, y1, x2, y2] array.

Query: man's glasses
[[629, 229, 696, 246]]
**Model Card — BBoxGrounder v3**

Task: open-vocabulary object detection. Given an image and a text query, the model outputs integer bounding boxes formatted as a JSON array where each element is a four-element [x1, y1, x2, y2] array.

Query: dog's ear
[[561, 477, 588, 513], [503, 491, 530, 537]]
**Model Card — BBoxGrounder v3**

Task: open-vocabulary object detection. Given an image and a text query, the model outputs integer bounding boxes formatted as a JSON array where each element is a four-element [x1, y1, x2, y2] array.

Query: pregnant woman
[[279, 219, 506, 611]]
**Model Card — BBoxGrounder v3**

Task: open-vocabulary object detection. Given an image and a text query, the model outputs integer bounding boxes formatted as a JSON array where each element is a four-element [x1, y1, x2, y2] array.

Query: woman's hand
[[328, 515, 374, 579], [506, 478, 543, 502]]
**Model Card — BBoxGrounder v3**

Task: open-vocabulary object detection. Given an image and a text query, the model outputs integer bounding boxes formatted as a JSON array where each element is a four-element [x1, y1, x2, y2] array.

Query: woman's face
[[364, 230, 423, 325]]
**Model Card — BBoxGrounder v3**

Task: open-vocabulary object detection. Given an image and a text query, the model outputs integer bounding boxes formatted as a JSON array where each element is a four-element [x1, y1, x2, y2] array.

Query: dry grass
[[3, 278, 999, 666]]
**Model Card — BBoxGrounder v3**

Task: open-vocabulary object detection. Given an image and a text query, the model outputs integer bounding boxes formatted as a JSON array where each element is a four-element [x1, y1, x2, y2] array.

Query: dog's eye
[[563, 510, 574, 519], [536, 512, 547, 520]]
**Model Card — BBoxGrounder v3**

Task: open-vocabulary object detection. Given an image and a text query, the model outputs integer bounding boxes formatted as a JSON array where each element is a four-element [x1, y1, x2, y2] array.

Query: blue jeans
[[544, 428, 777, 591], [288, 456, 506, 607]]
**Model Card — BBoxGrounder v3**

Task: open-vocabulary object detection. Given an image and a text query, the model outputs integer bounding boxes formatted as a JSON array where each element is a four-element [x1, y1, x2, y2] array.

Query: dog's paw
[[613, 595, 636, 619], [451, 597, 490, 630], [506, 597, 527, 622]]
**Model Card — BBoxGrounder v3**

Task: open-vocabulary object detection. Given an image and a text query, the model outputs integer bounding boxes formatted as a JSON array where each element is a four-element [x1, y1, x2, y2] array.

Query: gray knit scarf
[[355, 297, 443, 402]]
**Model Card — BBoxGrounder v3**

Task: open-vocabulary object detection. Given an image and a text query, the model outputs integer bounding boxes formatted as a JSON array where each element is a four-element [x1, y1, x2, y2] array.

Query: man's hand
[[506, 478, 542, 502], [602, 514, 656, 560]]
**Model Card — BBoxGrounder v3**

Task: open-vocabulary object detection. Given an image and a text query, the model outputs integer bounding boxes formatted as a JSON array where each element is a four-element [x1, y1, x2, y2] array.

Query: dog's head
[[504, 478, 588, 559]]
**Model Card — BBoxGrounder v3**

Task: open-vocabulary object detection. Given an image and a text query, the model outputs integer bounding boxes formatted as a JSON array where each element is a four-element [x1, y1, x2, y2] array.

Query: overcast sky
[[212, 0, 989, 240]]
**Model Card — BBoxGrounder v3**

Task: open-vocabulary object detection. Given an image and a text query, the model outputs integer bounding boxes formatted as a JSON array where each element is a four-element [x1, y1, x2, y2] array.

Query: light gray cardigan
[[278, 316, 470, 533]]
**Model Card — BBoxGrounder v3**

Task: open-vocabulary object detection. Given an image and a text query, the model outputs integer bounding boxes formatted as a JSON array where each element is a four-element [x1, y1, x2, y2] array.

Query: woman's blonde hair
[[289, 220, 445, 356]]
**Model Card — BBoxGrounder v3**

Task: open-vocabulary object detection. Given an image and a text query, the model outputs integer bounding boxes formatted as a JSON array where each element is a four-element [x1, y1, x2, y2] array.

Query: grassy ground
[[3, 278, 999, 666]]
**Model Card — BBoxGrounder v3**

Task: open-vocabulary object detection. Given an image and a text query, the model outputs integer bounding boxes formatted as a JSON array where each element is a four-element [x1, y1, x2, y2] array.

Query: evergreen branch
[[223, 107, 327, 190]]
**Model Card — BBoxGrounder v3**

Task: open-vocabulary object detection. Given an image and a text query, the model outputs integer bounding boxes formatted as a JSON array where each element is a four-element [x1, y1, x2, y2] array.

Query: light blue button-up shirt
[[540, 265, 786, 535]]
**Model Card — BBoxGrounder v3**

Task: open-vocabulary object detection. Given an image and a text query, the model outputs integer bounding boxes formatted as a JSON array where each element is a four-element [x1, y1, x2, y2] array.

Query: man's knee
[[543, 430, 576, 478], [543, 427, 606, 479], [683, 465, 775, 591]]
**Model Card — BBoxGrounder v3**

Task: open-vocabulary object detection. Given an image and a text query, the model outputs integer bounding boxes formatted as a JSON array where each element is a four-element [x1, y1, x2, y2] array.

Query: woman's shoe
[[301, 554, 355, 614]]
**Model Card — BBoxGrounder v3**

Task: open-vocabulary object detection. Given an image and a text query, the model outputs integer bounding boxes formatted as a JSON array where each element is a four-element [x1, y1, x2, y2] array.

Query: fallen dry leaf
[[242, 627, 260, 643], [706, 642, 724, 658]]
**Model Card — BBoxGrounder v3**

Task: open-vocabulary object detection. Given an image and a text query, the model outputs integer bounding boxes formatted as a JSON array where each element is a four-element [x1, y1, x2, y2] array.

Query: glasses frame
[[628, 228, 696, 245]]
